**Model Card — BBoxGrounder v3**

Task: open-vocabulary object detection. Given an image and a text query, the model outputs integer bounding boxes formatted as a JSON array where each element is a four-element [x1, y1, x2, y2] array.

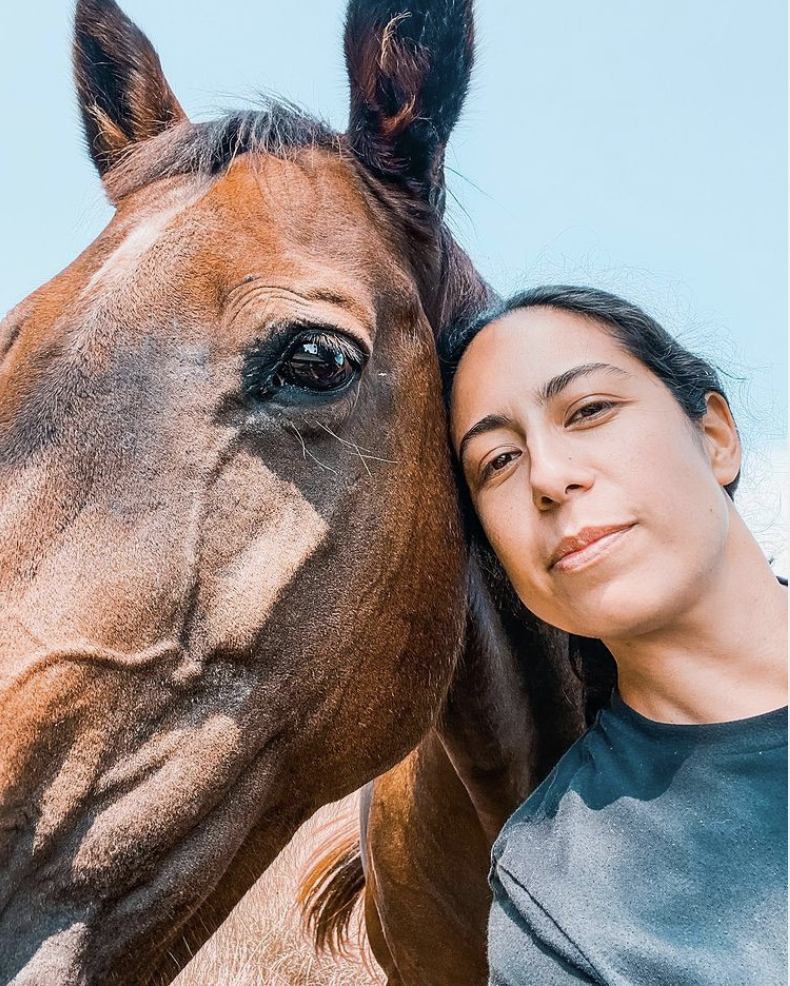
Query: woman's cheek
[[478, 490, 542, 588], [487, 519, 530, 585], [478, 494, 507, 545]]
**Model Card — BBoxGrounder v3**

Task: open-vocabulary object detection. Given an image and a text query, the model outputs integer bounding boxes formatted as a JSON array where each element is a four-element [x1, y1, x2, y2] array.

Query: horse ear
[[344, 0, 474, 210], [73, 0, 186, 177]]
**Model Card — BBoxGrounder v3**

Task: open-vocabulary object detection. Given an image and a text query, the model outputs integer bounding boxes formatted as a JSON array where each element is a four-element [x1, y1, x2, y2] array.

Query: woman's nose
[[527, 439, 594, 510]]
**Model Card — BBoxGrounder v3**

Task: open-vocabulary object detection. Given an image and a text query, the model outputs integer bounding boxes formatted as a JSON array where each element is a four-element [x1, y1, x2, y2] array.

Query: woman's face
[[450, 306, 740, 641]]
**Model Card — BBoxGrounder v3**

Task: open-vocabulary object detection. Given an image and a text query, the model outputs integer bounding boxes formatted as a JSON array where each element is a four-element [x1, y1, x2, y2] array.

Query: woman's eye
[[482, 450, 519, 480], [568, 400, 616, 424]]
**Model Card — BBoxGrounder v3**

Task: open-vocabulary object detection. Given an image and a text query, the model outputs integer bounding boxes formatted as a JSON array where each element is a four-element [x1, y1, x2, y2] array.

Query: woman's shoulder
[[492, 683, 788, 888], [492, 723, 603, 861]]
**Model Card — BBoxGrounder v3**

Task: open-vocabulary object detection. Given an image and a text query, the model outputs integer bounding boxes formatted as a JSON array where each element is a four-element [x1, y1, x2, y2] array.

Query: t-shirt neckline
[[608, 689, 788, 751]]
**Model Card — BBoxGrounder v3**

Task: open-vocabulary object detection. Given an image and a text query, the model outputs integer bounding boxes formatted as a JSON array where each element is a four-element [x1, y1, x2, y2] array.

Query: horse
[[300, 537, 616, 983], [0, 0, 493, 982]]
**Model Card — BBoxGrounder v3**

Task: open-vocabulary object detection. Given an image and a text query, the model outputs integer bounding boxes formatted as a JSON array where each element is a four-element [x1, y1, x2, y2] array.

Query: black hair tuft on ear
[[344, 0, 475, 208], [74, 0, 185, 176]]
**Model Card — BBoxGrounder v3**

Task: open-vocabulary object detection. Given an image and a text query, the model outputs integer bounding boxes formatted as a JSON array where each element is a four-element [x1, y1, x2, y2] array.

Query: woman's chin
[[536, 577, 670, 642]]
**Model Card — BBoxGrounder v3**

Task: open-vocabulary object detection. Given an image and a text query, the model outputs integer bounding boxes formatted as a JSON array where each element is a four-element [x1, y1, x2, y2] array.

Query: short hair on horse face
[[438, 283, 740, 498], [100, 95, 493, 345], [104, 101, 340, 200]]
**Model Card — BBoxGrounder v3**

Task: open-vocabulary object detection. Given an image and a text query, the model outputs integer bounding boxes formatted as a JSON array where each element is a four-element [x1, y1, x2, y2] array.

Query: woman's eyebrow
[[458, 364, 631, 464], [458, 413, 517, 465], [539, 362, 631, 402]]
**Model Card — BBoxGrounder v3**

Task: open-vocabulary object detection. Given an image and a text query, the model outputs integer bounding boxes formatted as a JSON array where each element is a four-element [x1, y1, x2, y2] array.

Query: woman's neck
[[605, 513, 788, 725]]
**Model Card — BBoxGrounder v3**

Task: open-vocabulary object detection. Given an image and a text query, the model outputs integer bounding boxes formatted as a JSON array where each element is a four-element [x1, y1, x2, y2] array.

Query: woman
[[439, 286, 787, 986]]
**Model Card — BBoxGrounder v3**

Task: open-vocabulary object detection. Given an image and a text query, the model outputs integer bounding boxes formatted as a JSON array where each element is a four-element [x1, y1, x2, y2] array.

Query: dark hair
[[437, 285, 740, 717], [438, 284, 739, 496]]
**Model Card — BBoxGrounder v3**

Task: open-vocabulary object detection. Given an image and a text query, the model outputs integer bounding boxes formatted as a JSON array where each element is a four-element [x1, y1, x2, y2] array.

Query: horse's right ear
[[344, 0, 475, 212], [73, 0, 186, 177]]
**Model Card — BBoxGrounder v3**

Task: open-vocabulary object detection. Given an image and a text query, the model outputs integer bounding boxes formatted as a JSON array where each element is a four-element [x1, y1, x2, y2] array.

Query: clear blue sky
[[1, 1, 786, 451]]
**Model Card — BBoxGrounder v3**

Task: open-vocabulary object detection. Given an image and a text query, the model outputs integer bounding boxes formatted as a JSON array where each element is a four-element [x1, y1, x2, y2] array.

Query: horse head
[[0, 1, 488, 982]]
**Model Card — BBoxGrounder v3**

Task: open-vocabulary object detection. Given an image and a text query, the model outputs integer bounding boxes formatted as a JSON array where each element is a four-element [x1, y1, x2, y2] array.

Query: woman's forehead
[[466, 306, 622, 368], [452, 307, 629, 415]]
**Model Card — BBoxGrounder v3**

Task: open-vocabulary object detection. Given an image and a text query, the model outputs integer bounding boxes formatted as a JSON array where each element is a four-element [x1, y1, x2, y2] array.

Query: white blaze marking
[[82, 187, 203, 296]]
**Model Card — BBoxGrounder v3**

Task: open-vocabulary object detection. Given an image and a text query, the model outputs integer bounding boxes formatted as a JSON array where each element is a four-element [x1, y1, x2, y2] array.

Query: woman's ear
[[702, 392, 741, 487]]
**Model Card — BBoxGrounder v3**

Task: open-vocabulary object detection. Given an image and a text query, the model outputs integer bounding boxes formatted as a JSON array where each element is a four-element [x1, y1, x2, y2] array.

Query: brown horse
[[301, 545, 615, 983], [0, 0, 491, 983]]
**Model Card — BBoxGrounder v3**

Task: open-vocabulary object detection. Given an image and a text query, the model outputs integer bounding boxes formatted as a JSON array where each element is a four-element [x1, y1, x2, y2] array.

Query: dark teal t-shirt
[[488, 693, 788, 986]]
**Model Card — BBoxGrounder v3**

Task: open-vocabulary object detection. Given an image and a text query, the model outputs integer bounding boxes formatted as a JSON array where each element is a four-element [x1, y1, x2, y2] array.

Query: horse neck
[[436, 556, 588, 841]]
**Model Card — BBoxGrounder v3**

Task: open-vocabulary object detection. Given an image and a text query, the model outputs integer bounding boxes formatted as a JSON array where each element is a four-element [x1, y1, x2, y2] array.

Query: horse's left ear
[[344, 0, 474, 211], [73, 0, 187, 177]]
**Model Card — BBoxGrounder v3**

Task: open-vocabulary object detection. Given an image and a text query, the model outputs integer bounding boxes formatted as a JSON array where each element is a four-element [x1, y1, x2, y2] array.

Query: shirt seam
[[496, 859, 608, 985]]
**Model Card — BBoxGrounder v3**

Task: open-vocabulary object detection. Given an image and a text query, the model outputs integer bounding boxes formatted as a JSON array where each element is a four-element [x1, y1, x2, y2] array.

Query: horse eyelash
[[298, 331, 364, 366], [242, 327, 365, 397]]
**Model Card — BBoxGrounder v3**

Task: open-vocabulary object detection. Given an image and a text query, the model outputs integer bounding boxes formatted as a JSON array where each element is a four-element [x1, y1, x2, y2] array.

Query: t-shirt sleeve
[[488, 862, 602, 986]]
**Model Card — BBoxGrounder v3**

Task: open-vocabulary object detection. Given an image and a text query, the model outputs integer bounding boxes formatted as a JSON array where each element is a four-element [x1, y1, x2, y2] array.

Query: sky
[[1, 0, 786, 571]]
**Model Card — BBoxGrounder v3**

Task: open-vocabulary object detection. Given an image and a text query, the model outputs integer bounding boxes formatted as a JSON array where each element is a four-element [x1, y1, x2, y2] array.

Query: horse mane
[[298, 818, 365, 957]]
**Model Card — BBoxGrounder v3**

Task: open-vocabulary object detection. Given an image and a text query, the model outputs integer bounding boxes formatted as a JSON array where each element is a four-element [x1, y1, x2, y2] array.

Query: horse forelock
[[103, 104, 339, 202]]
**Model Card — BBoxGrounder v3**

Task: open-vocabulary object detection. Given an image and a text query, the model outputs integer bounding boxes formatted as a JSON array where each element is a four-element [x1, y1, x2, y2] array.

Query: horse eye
[[245, 330, 365, 402], [274, 338, 359, 393]]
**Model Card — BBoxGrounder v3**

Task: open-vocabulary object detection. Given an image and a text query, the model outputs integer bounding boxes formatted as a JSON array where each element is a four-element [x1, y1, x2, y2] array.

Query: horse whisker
[[287, 423, 337, 473], [317, 422, 396, 467], [317, 422, 371, 477], [316, 422, 378, 455]]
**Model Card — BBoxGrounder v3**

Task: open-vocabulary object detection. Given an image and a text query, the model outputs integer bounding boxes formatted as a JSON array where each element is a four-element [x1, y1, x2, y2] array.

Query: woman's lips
[[550, 525, 635, 573]]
